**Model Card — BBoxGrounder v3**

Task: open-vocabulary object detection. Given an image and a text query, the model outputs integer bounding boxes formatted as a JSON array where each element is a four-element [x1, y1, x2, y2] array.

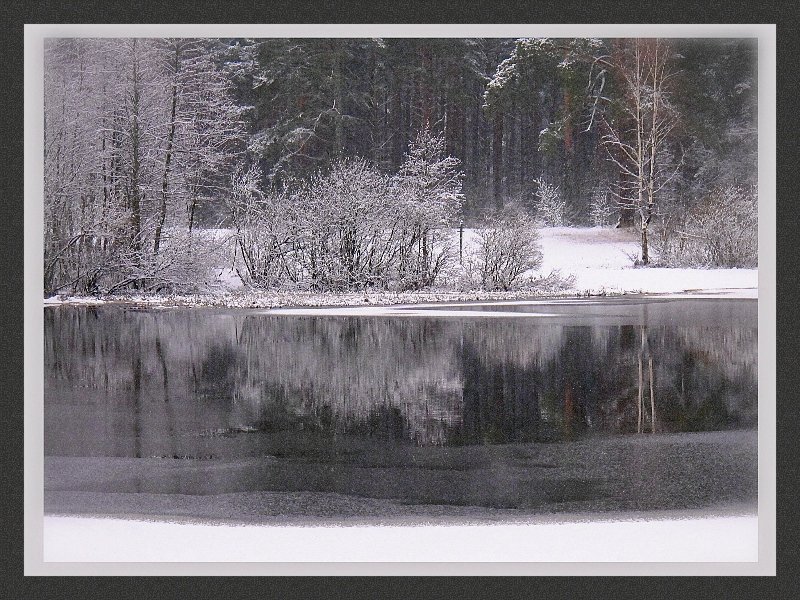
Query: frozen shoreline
[[42, 227, 758, 309], [42, 285, 758, 310]]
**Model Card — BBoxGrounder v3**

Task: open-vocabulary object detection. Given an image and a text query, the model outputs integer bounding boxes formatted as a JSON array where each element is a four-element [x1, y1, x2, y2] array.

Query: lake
[[43, 297, 758, 522]]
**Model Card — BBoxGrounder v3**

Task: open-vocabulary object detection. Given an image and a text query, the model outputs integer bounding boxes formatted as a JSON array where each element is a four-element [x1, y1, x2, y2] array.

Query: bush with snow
[[227, 164, 297, 288], [296, 158, 399, 290], [534, 177, 569, 227], [464, 207, 543, 291], [228, 130, 464, 292], [655, 186, 757, 268], [589, 184, 615, 227]]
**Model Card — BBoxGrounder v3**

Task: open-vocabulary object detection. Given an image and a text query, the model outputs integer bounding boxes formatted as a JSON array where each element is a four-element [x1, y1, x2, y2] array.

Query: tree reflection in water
[[44, 301, 757, 456]]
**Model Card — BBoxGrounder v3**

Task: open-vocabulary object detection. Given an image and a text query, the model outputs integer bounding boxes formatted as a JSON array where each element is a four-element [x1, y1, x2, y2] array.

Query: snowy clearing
[[43, 226, 758, 308], [535, 227, 758, 296], [43, 513, 758, 563]]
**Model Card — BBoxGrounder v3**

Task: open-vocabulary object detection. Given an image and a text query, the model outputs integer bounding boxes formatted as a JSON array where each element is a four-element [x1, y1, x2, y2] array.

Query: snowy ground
[[42, 512, 758, 563], [42, 226, 758, 308], [535, 227, 757, 296]]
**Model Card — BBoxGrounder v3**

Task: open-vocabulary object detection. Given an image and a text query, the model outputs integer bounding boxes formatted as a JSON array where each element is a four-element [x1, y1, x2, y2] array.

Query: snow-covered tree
[[169, 39, 247, 233], [43, 38, 167, 294], [44, 38, 245, 295], [534, 177, 568, 226], [43, 38, 103, 294], [392, 129, 464, 289]]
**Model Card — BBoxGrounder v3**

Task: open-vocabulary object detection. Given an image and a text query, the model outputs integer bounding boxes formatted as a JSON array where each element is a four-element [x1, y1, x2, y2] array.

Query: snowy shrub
[[236, 195, 298, 288], [589, 184, 615, 227], [294, 158, 399, 290], [465, 207, 543, 291], [695, 186, 758, 267], [528, 269, 576, 294], [392, 129, 464, 290], [45, 209, 221, 296], [229, 130, 464, 292], [534, 177, 569, 226], [128, 227, 222, 294], [227, 164, 299, 288], [655, 186, 757, 268]]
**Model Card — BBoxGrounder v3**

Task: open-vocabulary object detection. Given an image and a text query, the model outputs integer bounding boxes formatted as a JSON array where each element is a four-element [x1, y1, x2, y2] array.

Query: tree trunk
[[464, 95, 474, 191], [128, 39, 143, 258], [154, 44, 180, 257], [417, 43, 433, 130], [641, 222, 649, 265], [188, 193, 197, 235], [332, 43, 345, 157], [513, 99, 522, 200], [492, 114, 503, 209], [390, 69, 405, 169]]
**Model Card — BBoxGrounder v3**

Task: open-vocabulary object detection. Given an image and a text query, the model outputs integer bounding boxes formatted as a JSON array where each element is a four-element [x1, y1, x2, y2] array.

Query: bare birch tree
[[599, 38, 681, 264]]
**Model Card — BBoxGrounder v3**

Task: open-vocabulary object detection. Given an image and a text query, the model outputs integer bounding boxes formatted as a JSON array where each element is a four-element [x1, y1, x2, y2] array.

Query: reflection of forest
[[44, 306, 758, 451]]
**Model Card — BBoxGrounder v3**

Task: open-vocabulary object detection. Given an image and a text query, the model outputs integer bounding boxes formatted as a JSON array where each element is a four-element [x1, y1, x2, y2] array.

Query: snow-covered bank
[[536, 227, 758, 296], [42, 227, 758, 308], [43, 288, 582, 309], [43, 512, 758, 563]]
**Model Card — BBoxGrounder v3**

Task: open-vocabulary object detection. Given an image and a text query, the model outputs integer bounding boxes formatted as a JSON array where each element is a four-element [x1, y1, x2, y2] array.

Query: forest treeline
[[43, 37, 758, 296]]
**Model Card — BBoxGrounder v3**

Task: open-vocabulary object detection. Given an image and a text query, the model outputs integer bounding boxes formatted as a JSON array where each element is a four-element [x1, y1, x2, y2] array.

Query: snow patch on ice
[[268, 306, 564, 318]]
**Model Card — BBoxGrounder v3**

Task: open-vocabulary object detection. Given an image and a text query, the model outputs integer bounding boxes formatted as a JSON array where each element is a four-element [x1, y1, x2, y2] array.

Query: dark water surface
[[44, 298, 758, 520]]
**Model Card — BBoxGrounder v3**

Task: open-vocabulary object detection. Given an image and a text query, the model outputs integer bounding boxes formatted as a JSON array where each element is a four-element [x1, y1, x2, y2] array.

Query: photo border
[[21, 22, 777, 578]]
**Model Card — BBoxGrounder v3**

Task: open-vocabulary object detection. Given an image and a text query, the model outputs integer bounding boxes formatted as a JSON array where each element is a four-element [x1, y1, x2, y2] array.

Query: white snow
[[212, 267, 244, 289], [44, 295, 106, 305], [43, 514, 758, 563]]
